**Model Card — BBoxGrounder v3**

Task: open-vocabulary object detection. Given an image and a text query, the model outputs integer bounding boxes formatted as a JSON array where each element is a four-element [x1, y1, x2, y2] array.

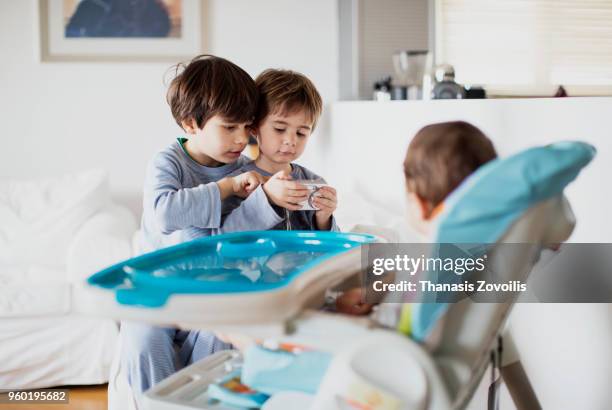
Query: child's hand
[[263, 170, 309, 210], [314, 186, 337, 230], [335, 287, 373, 316], [231, 171, 265, 198]]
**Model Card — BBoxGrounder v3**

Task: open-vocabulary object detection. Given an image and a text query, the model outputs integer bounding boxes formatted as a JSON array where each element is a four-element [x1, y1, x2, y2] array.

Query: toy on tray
[[207, 371, 269, 408]]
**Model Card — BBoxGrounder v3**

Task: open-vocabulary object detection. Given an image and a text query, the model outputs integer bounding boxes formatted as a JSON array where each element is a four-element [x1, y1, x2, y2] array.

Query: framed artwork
[[38, 0, 204, 62]]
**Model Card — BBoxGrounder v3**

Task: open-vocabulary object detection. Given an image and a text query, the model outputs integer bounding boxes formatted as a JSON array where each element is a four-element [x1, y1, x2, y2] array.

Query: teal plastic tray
[[87, 231, 375, 308]]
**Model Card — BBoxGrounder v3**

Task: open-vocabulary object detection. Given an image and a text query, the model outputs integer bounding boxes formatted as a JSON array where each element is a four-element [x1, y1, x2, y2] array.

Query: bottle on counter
[[422, 69, 434, 100], [373, 77, 392, 101]]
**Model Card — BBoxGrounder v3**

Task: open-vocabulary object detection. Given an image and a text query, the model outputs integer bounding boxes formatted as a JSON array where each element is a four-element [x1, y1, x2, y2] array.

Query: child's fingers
[[241, 175, 259, 189], [251, 172, 266, 184], [316, 188, 336, 201], [344, 302, 373, 316], [285, 197, 307, 207], [288, 191, 309, 201], [315, 188, 336, 201], [318, 186, 337, 196], [288, 186, 309, 194], [246, 180, 260, 190], [335, 297, 373, 315], [285, 187, 309, 199], [314, 194, 336, 204], [284, 181, 307, 190], [313, 196, 336, 210]]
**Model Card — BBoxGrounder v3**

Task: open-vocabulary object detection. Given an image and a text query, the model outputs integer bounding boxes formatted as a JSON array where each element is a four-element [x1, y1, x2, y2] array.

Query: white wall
[[0, 0, 339, 215], [325, 98, 612, 243]]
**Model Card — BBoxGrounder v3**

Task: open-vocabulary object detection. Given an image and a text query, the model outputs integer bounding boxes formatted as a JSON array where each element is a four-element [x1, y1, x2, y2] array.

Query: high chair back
[[410, 141, 593, 408], [434, 195, 575, 407]]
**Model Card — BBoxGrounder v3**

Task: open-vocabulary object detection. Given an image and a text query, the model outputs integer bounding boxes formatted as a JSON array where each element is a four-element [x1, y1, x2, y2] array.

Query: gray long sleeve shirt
[[139, 139, 283, 253]]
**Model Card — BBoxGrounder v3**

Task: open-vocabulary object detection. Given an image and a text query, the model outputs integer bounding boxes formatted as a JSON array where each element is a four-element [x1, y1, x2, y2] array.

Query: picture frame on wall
[[37, 0, 204, 62]]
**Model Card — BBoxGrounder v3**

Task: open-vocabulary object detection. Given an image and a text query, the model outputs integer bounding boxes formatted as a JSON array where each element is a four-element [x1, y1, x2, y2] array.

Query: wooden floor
[[0, 385, 107, 410]]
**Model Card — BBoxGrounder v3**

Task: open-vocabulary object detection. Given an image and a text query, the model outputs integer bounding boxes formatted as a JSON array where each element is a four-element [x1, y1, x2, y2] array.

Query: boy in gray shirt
[[121, 56, 307, 398]]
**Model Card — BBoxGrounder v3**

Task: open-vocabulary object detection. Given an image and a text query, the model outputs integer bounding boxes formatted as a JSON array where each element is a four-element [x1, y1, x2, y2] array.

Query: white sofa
[[0, 170, 137, 389]]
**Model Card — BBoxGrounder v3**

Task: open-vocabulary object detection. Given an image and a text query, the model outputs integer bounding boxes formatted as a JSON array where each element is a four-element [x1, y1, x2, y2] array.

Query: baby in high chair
[[333, 120, 498, 315]]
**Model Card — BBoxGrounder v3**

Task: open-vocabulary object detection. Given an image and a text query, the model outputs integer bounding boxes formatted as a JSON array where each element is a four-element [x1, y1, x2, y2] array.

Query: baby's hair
[[255, 69, 323, 130], [165, 54, 257, 130], [404, 121, 497, 206]]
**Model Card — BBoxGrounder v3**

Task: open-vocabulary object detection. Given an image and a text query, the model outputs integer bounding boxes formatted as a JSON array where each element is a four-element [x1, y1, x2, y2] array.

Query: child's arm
[[216, 171, 264, 199], [149, 157, 260, 234], [215, 185, 285, 233]]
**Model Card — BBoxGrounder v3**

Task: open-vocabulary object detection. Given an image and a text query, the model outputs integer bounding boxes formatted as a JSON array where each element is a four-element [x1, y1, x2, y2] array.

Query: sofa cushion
[[0, 170, 110, 269]]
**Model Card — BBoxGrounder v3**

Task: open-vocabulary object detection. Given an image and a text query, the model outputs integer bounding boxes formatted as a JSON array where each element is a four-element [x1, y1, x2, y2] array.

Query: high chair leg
[[501, 360, 542, 410]]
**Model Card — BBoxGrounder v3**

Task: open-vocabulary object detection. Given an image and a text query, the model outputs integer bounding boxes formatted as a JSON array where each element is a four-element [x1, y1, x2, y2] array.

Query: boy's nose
[[235, 128, 250, 144], [283, 134, 297, 146]]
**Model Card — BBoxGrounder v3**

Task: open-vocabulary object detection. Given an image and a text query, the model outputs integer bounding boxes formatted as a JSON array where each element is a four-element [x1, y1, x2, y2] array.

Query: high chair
[[76, 141, 595, 410]]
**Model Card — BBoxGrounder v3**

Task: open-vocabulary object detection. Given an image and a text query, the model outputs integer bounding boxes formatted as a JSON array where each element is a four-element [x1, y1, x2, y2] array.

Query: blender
[[391, 50, 432, 100]]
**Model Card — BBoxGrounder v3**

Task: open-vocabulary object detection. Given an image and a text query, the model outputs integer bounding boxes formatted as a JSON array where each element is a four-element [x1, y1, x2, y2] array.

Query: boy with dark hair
[[121, 55, 291, 398]]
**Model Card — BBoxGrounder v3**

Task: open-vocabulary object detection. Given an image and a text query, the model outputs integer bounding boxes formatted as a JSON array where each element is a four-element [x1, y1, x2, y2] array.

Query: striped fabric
[[120, 322, 232, 393]]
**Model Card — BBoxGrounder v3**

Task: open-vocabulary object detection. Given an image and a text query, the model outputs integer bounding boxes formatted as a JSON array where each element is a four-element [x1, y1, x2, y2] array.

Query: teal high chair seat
[[86, 142, 594, 410]]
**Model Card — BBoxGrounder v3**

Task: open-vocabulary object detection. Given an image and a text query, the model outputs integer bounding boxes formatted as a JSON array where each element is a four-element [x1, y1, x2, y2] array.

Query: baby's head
[[166, 55, 257, 164], [252, 69, 323, 166], [404, 121, 497, 234]]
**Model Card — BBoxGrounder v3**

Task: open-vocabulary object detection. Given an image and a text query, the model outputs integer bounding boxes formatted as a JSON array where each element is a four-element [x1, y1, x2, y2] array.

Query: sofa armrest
[[66, 204, 137, 284]]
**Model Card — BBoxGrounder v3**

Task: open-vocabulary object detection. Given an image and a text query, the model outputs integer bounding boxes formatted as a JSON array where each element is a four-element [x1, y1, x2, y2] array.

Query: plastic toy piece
[[207, 371, 269, 408]]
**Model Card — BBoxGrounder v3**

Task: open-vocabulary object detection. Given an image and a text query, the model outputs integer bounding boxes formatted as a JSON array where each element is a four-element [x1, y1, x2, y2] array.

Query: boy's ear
[[181, 118, 198, 135], [250, 126, 261, 143], [406, 181, 434, 220], [414, 193, 435, 220]]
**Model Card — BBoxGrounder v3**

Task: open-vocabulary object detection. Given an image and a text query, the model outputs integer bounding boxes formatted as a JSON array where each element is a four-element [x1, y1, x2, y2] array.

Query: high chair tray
[[75, 231, 375, 327]]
